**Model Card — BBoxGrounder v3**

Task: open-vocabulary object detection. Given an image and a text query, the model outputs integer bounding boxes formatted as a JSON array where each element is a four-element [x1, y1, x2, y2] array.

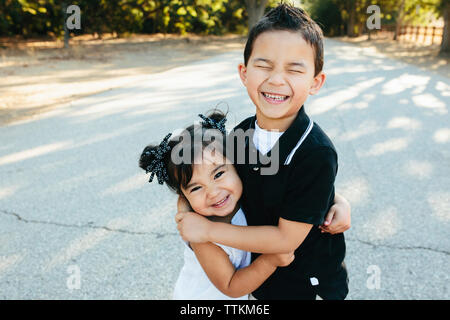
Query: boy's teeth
[[263, 93, 287, 100]]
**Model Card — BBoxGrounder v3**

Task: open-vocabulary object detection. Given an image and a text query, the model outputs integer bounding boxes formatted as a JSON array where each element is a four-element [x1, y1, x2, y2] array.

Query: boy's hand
[[263, 252, 295, 267], [175, 211, 211, 243], [319, 194, 351, 234]]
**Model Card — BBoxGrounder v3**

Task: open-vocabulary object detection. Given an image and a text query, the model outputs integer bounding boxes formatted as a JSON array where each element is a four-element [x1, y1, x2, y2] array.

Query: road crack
[[347, 236, 450, 256], [0, 209, 176, 238]]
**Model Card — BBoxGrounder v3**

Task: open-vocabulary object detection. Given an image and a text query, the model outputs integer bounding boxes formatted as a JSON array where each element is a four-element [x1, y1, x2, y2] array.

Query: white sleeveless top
[[173, 208, 251, 300]]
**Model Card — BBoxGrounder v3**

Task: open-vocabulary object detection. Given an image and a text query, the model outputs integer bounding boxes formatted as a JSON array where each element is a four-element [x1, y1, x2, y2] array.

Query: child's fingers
[[323, 209, 335, 226], [174, 212, 185, 223], [319, 225, 338, 234]]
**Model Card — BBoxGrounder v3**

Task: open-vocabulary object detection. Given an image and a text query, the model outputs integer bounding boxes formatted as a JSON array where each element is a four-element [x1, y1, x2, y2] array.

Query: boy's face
[[181, 150, 242, 218], [238, 30, 325, 131]]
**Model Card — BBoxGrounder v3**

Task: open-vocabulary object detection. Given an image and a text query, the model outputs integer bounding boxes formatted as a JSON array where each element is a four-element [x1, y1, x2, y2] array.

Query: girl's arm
[[190, 242, 293, 298]]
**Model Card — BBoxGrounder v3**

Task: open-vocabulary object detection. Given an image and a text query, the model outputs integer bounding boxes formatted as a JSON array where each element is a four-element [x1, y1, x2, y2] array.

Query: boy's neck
[[255, 110, 299, 132]]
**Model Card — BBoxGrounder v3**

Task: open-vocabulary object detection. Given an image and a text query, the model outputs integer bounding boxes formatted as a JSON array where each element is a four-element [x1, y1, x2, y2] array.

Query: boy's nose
[[267, 72, 286, 86]]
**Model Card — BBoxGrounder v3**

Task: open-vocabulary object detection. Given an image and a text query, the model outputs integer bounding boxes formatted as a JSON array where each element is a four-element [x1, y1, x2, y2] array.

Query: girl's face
[[181, 150, 243, 218]]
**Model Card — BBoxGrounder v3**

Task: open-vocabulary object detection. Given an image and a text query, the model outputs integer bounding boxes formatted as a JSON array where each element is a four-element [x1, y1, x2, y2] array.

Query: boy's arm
[[176, 147, 338, 254], [191, 242, 294, 298], [176, 196, 350, 252], [176, 213, 312, 254], [176, 195, 309, 254]]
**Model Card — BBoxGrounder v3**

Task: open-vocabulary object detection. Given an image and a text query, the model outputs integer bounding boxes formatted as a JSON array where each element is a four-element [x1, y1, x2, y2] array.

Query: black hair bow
[[198, 114, 227, 134], [144, 133, 172, 185]]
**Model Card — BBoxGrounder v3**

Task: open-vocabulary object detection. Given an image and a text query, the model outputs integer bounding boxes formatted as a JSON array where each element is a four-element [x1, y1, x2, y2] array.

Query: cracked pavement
[[0, 39, 449, 299]]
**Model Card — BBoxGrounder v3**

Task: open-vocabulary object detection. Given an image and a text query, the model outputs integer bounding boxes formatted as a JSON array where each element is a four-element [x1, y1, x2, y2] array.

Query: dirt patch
[[0, 34, 246, 126], [334, 35, 450, 79]]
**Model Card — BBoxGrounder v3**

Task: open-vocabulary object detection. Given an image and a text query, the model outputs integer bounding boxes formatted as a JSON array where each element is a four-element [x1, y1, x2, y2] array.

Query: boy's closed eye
[[253, 58, 272, 69]]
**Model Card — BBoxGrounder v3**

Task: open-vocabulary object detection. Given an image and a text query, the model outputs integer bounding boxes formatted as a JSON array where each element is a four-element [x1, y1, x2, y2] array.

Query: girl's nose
[[207, 187, 220, 201]]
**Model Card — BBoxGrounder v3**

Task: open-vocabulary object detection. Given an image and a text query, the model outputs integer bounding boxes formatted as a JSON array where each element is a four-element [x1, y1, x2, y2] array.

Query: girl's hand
[[263, 252, 295, 267], [319, 193, 351, 234], [175, 211, 211, 243]]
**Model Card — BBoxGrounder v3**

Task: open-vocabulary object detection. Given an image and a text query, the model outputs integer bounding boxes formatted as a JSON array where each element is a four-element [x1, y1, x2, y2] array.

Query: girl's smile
[[181, 150, 243, 219], [211, 194, 230, 209]]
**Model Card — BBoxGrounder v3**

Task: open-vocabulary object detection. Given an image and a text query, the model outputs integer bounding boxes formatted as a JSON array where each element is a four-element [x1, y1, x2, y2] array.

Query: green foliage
[[2, 0, 444, 38], [303, 0, 445, 37], [400, 0, 441, 25], [304, 0, 343, 36], [0, 0, 264, 37]]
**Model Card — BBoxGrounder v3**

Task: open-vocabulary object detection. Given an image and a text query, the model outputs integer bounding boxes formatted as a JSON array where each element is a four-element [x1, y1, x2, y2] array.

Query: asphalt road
[[0, 39, 449, 299]]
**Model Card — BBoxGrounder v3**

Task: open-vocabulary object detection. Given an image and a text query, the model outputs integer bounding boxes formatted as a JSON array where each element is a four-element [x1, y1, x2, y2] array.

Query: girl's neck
[[207, 202, 240, 224]]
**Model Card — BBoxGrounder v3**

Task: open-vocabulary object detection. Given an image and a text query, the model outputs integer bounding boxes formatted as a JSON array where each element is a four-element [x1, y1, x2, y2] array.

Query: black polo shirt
[[232, 106, 347, 300]]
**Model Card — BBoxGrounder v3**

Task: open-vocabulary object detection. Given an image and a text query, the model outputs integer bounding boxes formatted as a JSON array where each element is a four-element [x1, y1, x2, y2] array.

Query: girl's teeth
[[215, 196, 227, 206]]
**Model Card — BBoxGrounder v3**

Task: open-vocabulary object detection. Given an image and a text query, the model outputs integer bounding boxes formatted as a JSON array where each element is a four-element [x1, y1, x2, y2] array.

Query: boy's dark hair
[[244, 2, 324, 76], [139, 110, 228, 195]]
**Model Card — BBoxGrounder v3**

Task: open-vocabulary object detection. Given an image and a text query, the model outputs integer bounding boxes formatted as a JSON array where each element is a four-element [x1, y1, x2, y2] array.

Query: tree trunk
[[394, 0, 406, 41], [347, 0, 356, 37], [245, 0, 269, 31], [365, 0, 372, 40], [62, 2, 69, 48], [440, 2, 450, 54]]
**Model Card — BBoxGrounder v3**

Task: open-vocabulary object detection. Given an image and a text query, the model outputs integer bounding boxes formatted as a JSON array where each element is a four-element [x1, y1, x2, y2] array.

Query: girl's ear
[[309, 71, 326, 95], [238, 63, 247, 86]]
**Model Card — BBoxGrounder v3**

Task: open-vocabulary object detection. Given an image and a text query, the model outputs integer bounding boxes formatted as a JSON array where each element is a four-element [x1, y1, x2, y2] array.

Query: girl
[[138, 111, 294, 299]]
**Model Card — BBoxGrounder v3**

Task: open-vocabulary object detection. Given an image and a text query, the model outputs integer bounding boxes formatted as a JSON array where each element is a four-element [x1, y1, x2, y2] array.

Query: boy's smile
[[238, 30, 325, 131], [261, 92, 290, 104]]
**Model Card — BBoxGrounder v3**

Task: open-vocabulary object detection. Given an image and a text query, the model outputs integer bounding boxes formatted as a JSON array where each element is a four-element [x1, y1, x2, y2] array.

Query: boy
[[176, 3, 350, 299]]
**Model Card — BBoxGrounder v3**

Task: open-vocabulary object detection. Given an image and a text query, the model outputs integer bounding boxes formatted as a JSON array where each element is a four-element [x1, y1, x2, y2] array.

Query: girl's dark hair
[[244, 2, 324, 76], [138, 110, 228, 195]]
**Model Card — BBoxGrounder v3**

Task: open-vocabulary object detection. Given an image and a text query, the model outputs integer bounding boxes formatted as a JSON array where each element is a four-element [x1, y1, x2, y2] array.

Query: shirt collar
[[248, 106, 311, 165]]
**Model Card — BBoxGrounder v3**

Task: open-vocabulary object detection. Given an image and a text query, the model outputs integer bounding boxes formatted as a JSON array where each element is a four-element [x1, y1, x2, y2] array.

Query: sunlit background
[[0, 0, 449, 300]]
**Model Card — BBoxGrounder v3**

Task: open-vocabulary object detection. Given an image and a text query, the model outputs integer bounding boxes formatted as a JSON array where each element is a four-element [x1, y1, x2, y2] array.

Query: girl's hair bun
[[138, 132, 173, 185], [198, 109, 228, 134], [138, 145, 157, 172], [204, 109, 227, 127]]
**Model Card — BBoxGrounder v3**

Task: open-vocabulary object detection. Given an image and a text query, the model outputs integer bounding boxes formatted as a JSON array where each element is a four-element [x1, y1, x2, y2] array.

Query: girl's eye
[[190, 186, 201, 193], [256, 65, 270, 69], [214, 171, 225, 179], [289, 70, 303, 73]]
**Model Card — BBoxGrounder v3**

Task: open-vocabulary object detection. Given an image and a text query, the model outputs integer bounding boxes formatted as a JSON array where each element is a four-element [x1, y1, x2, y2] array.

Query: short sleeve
[[280, 147, 337, 225]]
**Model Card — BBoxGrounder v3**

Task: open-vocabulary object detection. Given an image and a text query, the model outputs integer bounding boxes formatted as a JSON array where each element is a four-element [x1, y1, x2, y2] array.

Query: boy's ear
[[309, 72, 326, 95], [238, 63, 247, 86]]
